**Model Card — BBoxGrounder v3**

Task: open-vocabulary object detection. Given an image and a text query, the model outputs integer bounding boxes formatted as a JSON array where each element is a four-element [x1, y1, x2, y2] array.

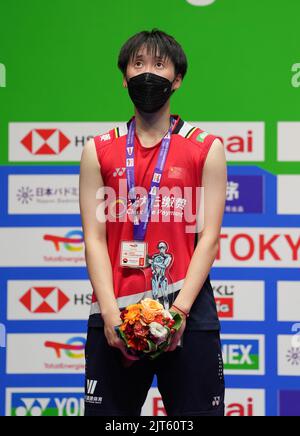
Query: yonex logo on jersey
[[100, 134, 111, 142], [113, 167, 126, 177], [196, 132, 209, 143], [86, 380, 98, 395]]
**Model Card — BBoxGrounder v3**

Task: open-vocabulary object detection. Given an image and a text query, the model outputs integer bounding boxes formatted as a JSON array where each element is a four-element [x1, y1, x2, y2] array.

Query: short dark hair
[[118, 29, 188, 80]]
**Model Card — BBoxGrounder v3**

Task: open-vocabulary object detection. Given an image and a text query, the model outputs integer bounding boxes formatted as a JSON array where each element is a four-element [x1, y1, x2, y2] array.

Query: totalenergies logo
[[43, 230, 84, 252], [45, 337, 85, 359]]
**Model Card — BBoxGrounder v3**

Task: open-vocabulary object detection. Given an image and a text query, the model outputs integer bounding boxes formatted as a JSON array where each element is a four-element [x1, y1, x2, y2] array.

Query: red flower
[[154, 314, 165, 325], [133, 321, 149, 338]]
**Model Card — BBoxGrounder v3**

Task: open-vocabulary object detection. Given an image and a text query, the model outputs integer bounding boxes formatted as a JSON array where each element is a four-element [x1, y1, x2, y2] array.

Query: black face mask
[[126, 72, 176, 113]]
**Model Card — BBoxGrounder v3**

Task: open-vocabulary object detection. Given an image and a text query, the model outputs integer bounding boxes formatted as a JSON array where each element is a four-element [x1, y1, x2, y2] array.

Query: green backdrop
[[0, 0, 299, 174]]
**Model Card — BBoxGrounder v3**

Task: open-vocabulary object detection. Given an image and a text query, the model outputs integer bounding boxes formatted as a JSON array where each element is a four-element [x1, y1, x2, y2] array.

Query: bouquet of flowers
[[115, 298, 183, 360]]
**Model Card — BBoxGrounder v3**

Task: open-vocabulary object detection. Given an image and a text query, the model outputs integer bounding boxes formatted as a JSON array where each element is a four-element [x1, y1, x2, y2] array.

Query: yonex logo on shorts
[[212, 396, 221, 407]]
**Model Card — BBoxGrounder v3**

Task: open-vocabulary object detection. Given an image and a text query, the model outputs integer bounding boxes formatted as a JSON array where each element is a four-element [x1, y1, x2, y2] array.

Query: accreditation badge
[[120, 241, 149, 268]]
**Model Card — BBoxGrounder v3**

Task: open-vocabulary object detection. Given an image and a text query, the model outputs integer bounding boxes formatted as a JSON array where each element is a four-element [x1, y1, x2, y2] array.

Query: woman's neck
[[134, 104, 172, 148]]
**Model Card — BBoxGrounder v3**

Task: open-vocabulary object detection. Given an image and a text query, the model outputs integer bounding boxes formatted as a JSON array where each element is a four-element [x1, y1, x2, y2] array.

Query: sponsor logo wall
[[1, 0, 299, 417], [0, 130, 299, 416]]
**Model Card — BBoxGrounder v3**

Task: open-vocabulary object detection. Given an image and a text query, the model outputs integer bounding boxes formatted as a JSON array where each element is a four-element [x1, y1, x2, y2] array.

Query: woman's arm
[[171, 138, 227, 314], [79, 139, 139, 361], [79, 138, 119, 319]]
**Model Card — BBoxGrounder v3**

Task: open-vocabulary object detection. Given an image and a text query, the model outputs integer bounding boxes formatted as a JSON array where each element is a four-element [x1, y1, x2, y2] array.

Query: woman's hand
[[103, 311, 140, 362], [165, 308, 187, 352]]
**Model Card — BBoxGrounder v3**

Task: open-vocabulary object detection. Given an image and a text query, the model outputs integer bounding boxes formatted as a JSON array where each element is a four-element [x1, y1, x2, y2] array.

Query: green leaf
[[169, 311, 184, 331], [144, 340, 158, 354], [115, 327, 129, 347]]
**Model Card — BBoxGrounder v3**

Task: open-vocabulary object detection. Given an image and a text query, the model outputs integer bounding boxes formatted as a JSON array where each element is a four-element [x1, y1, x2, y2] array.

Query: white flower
[[162, 310, 173, 320], [149, 322, 169, 345]]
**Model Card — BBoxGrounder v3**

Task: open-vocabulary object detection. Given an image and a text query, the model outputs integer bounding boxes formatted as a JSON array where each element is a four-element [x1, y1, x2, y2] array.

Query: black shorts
[[84, 327, 225, 417]]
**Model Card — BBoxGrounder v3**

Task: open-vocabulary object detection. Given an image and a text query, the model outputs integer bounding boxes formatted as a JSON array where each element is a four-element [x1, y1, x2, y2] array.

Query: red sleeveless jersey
[[90, 114, 219, 321]]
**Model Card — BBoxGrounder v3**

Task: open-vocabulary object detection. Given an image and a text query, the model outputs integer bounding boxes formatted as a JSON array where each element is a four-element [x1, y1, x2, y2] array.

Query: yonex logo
[[222, 340, 261, 371], [212, 396, 221, 407], [86, 380, 98, 395], [113, 167, 126, 177], [12, 396, 84, 417], [15, 398, 51, 416], [100, 134, 111, 142], [223, 344, 252, 365]]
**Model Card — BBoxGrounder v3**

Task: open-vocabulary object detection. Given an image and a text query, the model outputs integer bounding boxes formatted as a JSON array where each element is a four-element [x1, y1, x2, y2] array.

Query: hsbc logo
[[21, 129, 71, 155], [9, 122, 110, 162], [7, 280, 92, 321], [19, 287, 70, 314]]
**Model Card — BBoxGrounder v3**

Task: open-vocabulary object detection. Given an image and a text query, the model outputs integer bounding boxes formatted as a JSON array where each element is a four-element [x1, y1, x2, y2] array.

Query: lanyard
[[126, 117, 175, 241]]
